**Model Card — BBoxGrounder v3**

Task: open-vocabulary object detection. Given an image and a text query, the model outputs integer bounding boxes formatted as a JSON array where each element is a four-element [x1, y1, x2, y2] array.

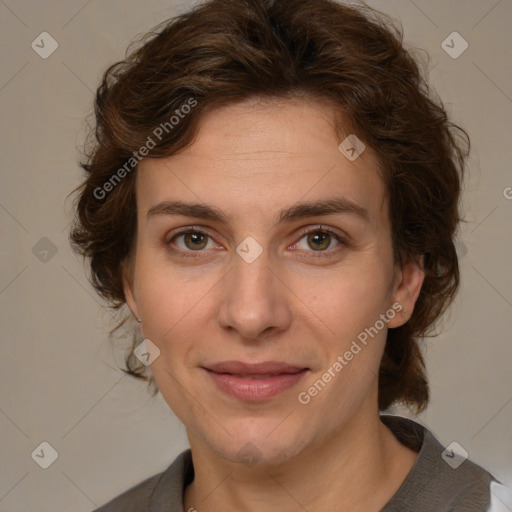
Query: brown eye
[[307, 231, 332, 251], [182, 232, 208, 250], [169, 230, 214, 252], [292, 226, 346, 258]]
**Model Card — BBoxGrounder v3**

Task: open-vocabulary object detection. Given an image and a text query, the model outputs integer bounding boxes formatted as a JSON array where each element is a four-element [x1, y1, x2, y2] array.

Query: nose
[[217, 249, 293, 342]]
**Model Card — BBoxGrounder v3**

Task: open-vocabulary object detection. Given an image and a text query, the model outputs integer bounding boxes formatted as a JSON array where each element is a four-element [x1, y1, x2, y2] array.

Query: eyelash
[[165, 225, 348, 259]]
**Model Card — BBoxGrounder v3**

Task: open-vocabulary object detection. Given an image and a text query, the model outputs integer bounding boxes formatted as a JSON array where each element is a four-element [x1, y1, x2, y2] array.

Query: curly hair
[[70, 0, 469, 413]]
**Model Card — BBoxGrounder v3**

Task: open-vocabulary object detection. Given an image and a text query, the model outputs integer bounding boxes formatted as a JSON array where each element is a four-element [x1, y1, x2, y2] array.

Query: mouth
[[202, 361, 309, 401]]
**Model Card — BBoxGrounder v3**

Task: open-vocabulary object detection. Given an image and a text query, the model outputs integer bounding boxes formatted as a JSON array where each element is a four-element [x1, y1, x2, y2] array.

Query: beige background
[[1, 0, 511, 510]]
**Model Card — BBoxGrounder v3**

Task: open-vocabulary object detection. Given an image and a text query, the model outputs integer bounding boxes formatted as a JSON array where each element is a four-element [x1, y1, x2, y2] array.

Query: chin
[[202, 419, 312, 467]]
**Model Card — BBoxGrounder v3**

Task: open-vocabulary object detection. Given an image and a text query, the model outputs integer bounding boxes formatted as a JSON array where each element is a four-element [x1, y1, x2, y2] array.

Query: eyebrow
[[146, 197, 369, 225]]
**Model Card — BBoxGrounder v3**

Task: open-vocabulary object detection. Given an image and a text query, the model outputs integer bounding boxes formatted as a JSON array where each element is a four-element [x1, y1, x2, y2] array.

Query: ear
[[387, 255, 425, 328], [122, 258, 140, 321]]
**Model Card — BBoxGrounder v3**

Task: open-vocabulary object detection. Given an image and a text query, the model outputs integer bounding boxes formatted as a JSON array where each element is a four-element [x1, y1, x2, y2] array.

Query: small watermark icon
[[503, 187, 512, 200], [31, 32, 59, 59], [236, 442, 262, 465], [32, 237, 58, 263], [441, 32, 468, 59], [442, 441, 468, 469], [338, 134, 366, 161], [134, 339, 161, 366], [236, 236, 263, 264], [31, 441, 58, 469]]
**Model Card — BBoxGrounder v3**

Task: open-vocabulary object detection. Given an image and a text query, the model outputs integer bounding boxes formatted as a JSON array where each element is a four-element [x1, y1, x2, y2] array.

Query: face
[[124, 98, 424, 466]]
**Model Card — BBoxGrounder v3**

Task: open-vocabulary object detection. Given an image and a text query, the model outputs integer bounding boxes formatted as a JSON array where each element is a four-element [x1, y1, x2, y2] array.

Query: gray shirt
[[93, 415, 500, 511]]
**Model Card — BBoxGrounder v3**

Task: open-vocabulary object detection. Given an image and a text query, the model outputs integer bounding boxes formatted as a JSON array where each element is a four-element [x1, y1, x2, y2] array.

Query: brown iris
[[307, 231, 331, 251], [183, 232, 208, 250]]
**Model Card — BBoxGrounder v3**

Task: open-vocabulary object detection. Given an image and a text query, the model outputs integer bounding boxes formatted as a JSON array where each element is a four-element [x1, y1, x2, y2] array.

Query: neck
[[183, 408, 418, 512]]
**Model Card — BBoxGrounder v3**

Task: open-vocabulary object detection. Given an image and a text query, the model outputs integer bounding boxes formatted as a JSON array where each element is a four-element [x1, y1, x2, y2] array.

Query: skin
[[123, 97, 425, 512]]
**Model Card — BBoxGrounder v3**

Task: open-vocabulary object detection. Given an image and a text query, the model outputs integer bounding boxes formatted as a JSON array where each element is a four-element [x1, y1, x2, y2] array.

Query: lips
[[203, 361, 309, 401], [205, 360, 306, 375]]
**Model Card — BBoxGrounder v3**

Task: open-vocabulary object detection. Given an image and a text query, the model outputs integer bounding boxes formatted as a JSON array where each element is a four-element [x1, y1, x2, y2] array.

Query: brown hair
[[70, 0, 469, 413]]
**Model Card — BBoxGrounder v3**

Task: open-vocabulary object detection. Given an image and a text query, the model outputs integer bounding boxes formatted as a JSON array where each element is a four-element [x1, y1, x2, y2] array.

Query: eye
[[293, 226, 346, 254], [167, 229, 219, 255], [166, 225, 347, 259]]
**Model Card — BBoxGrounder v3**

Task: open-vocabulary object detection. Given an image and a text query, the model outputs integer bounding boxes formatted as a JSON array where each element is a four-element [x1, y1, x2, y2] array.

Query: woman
[[70, 0, 502, 510]]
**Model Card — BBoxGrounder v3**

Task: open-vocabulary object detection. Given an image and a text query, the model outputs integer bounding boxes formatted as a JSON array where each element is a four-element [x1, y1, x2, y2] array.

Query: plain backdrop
[[1, 1, 511, 510]]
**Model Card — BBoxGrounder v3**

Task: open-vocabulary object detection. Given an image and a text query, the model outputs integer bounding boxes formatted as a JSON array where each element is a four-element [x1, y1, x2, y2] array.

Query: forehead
[[136, 98, 388, 228], [191, 97, 344, 156]]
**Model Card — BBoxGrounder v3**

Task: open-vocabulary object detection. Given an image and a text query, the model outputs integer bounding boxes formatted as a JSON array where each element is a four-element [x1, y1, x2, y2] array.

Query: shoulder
[[380, 414, 502, 511], [90, 449, 192, 512], [91, 472, 164, 512]]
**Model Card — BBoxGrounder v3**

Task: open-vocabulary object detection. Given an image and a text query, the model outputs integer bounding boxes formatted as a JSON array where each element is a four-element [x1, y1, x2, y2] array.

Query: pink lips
[[203, 361, 308, 401]]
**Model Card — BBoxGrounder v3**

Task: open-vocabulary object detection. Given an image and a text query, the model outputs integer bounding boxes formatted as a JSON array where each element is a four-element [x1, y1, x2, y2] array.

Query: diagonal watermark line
[[0, 0, 29, 28], [293, 164, 337, 204], [408, 0, 439, 29], [0, 407, 29, 439], [0, 61, 29, 93], [60, 219, 72, 233], [472, 0, 504, 29], [163, 367, 233, 438], [265, 164, 337, 236], [365, 362, 378, 379], [470, 204, 499, 233], [61, 61, 95, 94], [59, 265, 115, 323], [61, 0, 94, 29], [490, 486, 512, 512], [472, 60, 512, 105], [163, 269, 233, 339], [471, 265, 512, 309], [472, 395, 512, 439], [268, 473, 310, 511], [61, 374, 126, 439], [265, 409, 295, 439], [61, 471, 99, 509], [0, 265, 28, 296], [265, 265, 335, 335], [162, 162, 206, 204], [427, 60, 439, 75], [0, 203, 29, 233], [196, 470, 234, 506], [0, 472, 29, 503], [60, 264, 102, 305]]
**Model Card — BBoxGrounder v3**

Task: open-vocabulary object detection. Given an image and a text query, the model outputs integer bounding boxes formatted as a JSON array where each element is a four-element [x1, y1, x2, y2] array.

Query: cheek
[[299, 261, 393, 336], [134, 263, 212, 420], [138, 280, 206, 343], [134, 249, 209, 326], [294, 259, 393, 402], [133, 257, 222, 388]]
